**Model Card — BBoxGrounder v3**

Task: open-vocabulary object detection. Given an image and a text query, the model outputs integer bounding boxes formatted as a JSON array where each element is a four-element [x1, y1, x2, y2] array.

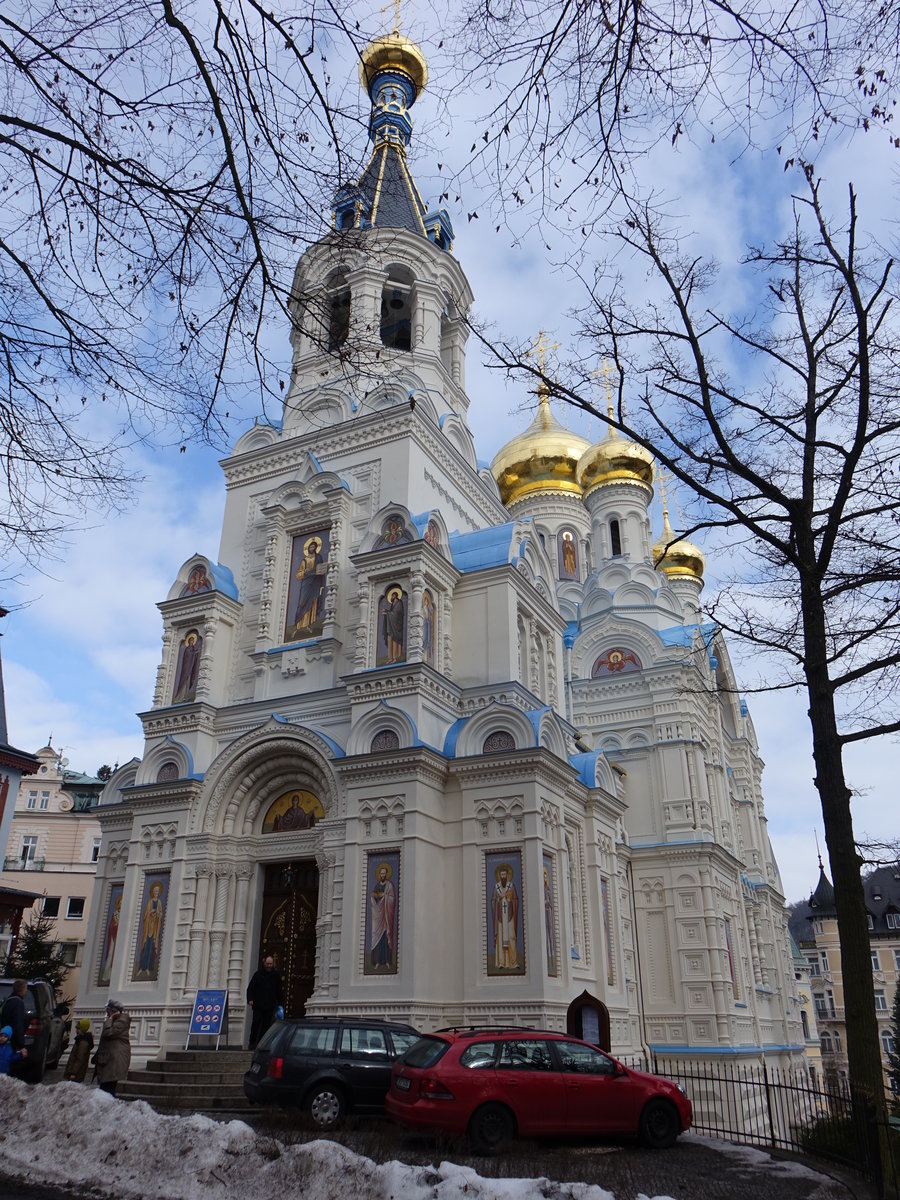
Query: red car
[[386, 1027, 692, 1154]]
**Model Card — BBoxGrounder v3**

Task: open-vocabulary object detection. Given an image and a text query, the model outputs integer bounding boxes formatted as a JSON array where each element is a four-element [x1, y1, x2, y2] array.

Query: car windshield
[[401, 1036, 449, 1068]]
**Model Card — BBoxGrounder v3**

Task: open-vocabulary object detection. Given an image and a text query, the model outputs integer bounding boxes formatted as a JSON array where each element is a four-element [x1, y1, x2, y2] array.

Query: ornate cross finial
[[529, 330, 559, 377], [657, 465, 671, 519], [381, 0, 403, 33]]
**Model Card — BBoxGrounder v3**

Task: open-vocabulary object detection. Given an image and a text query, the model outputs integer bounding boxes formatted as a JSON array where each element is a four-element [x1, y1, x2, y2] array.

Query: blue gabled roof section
[[524, 706, 550, 747], [449, 523, 517, 573], [271, 713, 345, 758], [411, 511, 430, 538], [443, 715, 469, 757], [164, 734, 201, 780], [209, 562, 239, 600], [657, 621, 718, 664], [569, 749, 606, 788]]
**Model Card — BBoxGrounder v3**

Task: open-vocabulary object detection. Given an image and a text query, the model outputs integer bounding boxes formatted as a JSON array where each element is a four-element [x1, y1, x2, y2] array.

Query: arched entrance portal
[[259, 861, 319, 1016], [566, 990, 611, 1051]]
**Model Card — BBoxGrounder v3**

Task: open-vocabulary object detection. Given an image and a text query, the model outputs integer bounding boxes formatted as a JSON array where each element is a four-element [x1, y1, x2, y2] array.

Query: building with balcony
[[1, 743, 104, 997]]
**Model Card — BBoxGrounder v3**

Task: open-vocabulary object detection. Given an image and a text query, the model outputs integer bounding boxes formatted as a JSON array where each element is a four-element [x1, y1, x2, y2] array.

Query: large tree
[[486, 171, 899, 1110], [1, 0, 370, 569]]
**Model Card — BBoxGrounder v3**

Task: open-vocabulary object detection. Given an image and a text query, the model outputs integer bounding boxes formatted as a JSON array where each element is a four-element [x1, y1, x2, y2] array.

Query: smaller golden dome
[[577, 422, 654, 496], [491, 388, 592, 507], [652, 510, 705, 580], [359, 32, 428, 97]]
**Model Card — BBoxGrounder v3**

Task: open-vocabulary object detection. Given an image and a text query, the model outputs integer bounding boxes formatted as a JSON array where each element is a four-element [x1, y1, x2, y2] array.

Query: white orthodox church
[[80, 31, 805, 1070]]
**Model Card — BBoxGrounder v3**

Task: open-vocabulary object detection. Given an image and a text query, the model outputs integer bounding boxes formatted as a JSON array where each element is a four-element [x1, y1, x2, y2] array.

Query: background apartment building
[[1, 743, 104, 998], [789, 860, 900, 1096]]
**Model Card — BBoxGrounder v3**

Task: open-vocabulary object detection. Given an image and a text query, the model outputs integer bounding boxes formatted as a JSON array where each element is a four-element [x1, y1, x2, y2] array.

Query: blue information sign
[[188, 989, 228, 1040]]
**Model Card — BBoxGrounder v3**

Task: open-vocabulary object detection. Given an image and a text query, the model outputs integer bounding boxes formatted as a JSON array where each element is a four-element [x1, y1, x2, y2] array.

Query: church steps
[[117, 1049, 256, 1113]]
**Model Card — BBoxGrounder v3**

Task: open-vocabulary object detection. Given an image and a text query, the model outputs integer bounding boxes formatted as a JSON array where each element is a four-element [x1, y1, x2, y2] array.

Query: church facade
[[79, 32, 804, 1070]]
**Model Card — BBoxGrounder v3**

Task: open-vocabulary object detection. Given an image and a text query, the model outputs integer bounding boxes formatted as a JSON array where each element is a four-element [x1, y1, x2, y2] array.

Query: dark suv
[[243, 1017, 419, 1129], [0, 978, 70, 1082]]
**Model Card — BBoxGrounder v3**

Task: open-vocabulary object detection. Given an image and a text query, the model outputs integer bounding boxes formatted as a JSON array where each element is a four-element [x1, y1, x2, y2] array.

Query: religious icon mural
[[284, 528, 330, 643], [422, 588, 436, 666], [376, 584, 407, 666], [172, 629, 202, 704], [557, 529, 579, 581], [132, 872, 169, 982], [485, 850, 525, 976], [591, 647, 642, 676], [423, 518, 441, 551], [98, 883, 124, 986], [179, 565, 212, 596], [364, 851, 400, 975], [262, 789, 325, 833], [373, 513, 413, 549], [543, 853, 558, 978]]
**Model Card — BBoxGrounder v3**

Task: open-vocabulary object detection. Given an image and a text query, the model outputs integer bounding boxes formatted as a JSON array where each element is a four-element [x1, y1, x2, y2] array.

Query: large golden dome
[[652, 510, 705, 580], [491, 388, 592, 507], [577, 423, 654, 497], [359, 32, 428, 97]]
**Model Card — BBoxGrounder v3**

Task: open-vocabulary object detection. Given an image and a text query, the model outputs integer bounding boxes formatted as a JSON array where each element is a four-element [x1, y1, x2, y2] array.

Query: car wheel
[[306, 1084, 345, 1130], [468, 1102, 515, 1155], [639, 1098, 680, 1149]]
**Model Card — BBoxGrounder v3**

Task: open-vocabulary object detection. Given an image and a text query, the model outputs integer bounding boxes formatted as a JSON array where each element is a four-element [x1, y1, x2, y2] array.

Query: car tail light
[[267, 1057, 284, 1080], [25, 1019, 40, 1038], [419, 1076, 454, 1100]]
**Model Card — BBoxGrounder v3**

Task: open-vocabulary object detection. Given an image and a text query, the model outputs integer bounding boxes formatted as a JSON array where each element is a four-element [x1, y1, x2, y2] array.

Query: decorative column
[[700, 867, 729, 1042], [441, 592, 453, 678], [153, 628, 173, 707], [354, 582, 370, 669], [257, 530, 280, 645], [408, 571, 425, 660], [228, 864, 254, 998], [346, 264, 385, 345], [207, 867, 233, 986], [186, 864, 214, 989]]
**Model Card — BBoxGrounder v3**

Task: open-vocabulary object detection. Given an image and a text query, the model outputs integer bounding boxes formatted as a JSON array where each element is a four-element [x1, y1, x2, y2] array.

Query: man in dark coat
[[246, 955, 283, 1049], [0, 979, 27, 1051]]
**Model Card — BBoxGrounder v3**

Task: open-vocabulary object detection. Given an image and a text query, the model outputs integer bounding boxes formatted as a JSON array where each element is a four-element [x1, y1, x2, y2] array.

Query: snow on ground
[[0, 1075, 671, 1200]]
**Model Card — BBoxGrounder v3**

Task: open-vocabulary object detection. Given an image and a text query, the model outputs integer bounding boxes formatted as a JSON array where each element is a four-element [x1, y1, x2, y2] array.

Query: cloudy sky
[[2, 2, 896, 904]]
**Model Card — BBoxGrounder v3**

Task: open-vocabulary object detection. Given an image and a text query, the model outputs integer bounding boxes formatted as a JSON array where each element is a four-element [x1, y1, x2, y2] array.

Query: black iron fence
[[636, 1055, 900, 1197]]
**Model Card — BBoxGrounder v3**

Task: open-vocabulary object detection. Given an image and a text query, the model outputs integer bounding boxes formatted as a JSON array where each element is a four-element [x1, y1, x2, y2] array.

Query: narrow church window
[[483, 730, 516, 755], [609, 519, 622, 557], [380, 267, 414, 351], [156, 761, 179, 783], [326, 271, 351, 352], [371, 729, 400, 752]]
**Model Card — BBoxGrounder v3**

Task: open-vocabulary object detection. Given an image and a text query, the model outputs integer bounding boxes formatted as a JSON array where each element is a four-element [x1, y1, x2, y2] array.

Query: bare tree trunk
[[802, 578, 885, 1108]]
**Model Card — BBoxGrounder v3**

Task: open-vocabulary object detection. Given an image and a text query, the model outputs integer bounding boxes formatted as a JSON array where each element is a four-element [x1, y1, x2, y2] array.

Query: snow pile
[[0, 1075, 668, 1200]]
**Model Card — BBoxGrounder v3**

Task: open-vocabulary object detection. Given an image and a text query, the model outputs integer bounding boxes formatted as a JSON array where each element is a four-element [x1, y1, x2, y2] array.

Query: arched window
[[609, 518, 622, 557], [371, 729, 400, 752], [156, 762, 179, 783], [800, 1010, 810, 1039], [380, 267, 414, 351], [483, 730, 516, 755], [820, 1031, 832, 1052]]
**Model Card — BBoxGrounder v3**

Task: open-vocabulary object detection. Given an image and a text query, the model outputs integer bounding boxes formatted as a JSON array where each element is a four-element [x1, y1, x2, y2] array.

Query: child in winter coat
[[0, 1025, 27, 1075], [64, 1017, 94, 1082]]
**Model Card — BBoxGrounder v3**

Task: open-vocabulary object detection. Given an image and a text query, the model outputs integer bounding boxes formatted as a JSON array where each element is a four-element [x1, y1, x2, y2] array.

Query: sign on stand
[[186, 988, 228, 1050]]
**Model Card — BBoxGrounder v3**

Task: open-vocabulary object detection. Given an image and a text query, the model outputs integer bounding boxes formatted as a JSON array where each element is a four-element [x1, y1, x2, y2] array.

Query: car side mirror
[[615, 1063, 627, 1077]]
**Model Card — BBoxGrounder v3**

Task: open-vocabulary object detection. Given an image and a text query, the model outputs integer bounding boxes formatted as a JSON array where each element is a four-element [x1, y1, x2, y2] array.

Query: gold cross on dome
[[530, 330, 559, 377], [591, 359, 618, 419], [381, 0, 403, 33]]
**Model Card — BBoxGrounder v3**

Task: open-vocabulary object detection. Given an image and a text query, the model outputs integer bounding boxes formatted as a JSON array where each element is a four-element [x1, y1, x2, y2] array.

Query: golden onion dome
[[359, 31, 428, 97], [652, 510, 705, 580], [577, 422, 654, 496], [490, 388, 593, 507]]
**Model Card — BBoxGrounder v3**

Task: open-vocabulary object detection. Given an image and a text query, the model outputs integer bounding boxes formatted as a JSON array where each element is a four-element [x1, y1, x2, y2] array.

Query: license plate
[[395, 1076, 410, 1091]]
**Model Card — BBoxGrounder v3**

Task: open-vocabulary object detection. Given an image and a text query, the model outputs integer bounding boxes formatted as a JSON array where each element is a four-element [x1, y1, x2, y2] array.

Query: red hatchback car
[[386, 1028, 692, 1154]]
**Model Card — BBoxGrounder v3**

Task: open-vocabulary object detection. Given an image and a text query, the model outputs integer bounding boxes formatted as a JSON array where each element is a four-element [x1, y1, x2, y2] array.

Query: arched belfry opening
[[326, 269, 351, 353], [567, 990, 611, 1051], [381, 265, 414, 351]]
